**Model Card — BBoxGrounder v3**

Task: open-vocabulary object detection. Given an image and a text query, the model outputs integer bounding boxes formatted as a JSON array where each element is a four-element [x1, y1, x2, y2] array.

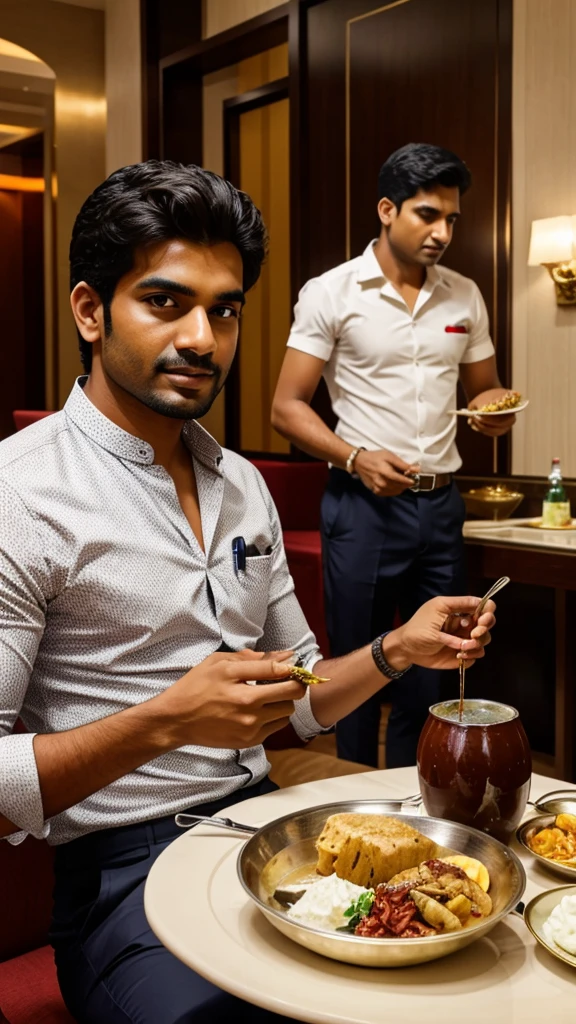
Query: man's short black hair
[[70, 160, 267, 371], [377, 143, 471, 210]]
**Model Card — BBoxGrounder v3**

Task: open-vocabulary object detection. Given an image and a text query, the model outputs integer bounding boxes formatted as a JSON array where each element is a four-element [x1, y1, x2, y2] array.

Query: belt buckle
[[410, 473, 436, 493]]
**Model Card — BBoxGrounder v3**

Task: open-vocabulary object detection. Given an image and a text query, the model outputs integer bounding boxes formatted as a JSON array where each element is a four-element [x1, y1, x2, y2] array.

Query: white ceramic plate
[[449, 400, 529, 417], [524, 884, 576, 969]]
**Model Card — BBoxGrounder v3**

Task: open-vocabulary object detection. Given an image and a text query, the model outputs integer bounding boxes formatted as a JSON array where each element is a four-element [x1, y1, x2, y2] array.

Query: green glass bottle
[[542, 457, 571, 528]]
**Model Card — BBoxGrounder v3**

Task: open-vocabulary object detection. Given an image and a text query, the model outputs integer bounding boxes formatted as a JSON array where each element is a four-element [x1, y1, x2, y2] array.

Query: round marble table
[[144, 768, 576, 1023]]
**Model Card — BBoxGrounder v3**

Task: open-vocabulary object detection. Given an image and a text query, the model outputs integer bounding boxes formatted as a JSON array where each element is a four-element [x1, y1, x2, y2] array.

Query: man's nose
[[173, 307, 216, 356], [431, 221, 451, 246]]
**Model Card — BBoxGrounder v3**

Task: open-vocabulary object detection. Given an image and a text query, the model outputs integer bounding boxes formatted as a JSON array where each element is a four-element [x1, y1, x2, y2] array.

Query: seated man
[[0, 161, 494, 1024]]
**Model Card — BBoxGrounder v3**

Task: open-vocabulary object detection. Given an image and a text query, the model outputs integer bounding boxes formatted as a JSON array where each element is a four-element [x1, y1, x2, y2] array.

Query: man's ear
[[70, 282, 105, 343], [377, 197, 397, 228]]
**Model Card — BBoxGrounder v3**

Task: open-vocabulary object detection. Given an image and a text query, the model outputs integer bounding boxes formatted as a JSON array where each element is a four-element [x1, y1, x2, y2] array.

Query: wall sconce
[[528, 216, 576, 305]]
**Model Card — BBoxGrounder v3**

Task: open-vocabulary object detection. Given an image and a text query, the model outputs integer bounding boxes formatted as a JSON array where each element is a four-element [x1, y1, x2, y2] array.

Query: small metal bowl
[[524, 884, 576, 969], [516, 813, 576, 881], [238, 799, 525, 968]]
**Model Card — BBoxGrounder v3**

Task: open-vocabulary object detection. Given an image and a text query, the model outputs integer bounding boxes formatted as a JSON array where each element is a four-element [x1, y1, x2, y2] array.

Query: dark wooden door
[[299, 0, 512, 476]]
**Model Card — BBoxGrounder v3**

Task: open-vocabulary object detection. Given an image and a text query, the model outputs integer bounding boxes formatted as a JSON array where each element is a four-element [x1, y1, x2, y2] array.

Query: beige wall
[[105, 0, 142, 175], [0, 0, 106, 407], [511, 0, 576, 477], [203, 0, 285, 39]]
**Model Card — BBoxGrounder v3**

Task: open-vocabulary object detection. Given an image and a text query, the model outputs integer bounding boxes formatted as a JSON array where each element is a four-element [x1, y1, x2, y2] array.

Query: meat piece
[[410, 890, 462, 932]]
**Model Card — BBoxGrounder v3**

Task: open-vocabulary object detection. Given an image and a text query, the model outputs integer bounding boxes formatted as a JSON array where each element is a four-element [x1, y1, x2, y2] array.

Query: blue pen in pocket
[[232, 536, 246, 574]]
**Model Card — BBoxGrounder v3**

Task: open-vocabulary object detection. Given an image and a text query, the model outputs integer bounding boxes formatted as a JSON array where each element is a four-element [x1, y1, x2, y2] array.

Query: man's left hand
[[467, 388, 516, 437], [384, 595, 495, 672]]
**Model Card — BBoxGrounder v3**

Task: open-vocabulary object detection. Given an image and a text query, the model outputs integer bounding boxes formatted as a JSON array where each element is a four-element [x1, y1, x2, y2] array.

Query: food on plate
[[440, 854, 491, 892], [287, 665, 330, 686], [410, 890, 462, 932], [315, 814, 438, 886], [285, 874, 367, 930], [475, 390, 522, 413], [348, 859, 491, 939], [527, 813, 576, 864], [543, 893, 576, 955], [276, 814, 494, 940]]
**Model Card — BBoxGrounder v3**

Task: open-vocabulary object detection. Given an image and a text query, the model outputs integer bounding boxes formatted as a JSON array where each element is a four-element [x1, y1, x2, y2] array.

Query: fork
[[174, 794, 423, 833]]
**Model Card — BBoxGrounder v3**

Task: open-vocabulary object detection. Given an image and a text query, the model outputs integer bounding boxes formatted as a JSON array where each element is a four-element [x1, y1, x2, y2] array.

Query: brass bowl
[[462, 483, 524, 521], [238, 800, 525, 968]]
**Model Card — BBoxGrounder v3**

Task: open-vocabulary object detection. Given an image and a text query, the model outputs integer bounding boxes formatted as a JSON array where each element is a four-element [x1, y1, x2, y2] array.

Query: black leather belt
[[409, 472, 452, 492]]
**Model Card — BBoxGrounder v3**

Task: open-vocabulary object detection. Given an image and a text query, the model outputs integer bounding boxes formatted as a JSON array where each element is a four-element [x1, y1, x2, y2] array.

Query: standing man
[[272, 143, 515, 769], [0, 160, 495, 1024]]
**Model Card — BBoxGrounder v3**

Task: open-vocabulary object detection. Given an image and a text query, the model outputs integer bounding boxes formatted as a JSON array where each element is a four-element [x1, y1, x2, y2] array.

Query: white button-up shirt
[[287, 242, 495, 474], [0, 381, 322, 845]]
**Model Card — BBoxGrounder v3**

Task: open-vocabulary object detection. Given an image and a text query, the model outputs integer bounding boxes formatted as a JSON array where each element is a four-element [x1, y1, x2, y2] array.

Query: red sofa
[[250, 459, 329, 655], [0, 836, 74, 1023]]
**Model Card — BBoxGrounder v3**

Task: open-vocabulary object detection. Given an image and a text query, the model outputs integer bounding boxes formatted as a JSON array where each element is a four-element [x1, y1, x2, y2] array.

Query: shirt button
[[414, 360, 420, 366], [419, 395, 424, 402], [138, 449, 148, 457], [419, 430, 424, 436]]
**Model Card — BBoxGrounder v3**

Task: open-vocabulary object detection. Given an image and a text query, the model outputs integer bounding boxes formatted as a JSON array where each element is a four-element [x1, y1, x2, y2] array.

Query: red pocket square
[[445, 325, 468, 333]]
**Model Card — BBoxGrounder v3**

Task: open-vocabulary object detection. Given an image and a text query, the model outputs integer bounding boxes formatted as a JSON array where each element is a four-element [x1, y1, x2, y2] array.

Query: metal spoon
[[458, 576, 510, 720]]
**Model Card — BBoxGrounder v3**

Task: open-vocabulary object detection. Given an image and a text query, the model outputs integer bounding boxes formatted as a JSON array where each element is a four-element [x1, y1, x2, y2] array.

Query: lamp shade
[[528, 216, 576, 265]]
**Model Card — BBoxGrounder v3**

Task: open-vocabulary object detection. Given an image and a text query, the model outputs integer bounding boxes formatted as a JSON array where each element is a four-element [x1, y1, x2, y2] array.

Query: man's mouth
[[162, 368, 215, 388]]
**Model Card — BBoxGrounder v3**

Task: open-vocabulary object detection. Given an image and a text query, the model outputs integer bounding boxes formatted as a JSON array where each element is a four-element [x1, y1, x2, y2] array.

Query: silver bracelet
[[345, 446, 366, 475], [371, 631, 412, 680]]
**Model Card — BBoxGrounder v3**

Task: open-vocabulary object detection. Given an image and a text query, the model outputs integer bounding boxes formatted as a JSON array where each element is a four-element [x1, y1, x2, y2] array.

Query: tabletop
[[144, 767, 576, 1024]]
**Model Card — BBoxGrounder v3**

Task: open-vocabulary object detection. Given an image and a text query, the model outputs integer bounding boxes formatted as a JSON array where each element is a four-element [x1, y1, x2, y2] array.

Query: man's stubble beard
[[101, 330, 229, 421]]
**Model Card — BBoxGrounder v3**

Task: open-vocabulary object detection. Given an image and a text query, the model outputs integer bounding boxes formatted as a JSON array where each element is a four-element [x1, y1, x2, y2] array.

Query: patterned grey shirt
[[0, 380, 323, 845]]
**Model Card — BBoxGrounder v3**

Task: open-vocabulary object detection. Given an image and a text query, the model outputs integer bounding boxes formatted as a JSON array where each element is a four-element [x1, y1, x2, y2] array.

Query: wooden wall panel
[[203, 0, 285, 38], [302, 0, 512, 478], [238, 97, 291, 453], [0, 191, 25, 438]]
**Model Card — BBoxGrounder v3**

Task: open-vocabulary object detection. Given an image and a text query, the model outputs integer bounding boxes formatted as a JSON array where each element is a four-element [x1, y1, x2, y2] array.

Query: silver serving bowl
[[238, 799, 525, 968], [517, 813, 576, 880]]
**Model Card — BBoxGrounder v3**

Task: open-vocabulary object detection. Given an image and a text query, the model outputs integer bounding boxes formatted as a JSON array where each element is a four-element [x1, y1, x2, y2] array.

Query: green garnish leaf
[[339, 890, 375, 931]]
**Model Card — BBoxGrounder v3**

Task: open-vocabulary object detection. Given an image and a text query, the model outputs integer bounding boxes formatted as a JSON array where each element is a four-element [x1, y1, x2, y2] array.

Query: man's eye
[[146, 295, 177, 308], [211, 305, 238, 319]]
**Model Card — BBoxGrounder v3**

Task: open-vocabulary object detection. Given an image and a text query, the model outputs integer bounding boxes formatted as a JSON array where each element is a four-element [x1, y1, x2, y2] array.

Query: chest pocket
[[236, 552, 274, 628]]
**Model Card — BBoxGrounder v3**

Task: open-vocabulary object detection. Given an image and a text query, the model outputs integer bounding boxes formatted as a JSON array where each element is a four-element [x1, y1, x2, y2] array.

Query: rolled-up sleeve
[[286, 278, 338, 363], [252, 471, 329, 742], [460, 283, 496, 364], [0, 484, 50, 841]]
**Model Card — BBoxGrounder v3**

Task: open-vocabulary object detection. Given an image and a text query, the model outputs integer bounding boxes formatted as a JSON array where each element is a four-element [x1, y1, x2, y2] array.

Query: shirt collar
[[356, 240, 452, 296], [64, 377, 223, 471]]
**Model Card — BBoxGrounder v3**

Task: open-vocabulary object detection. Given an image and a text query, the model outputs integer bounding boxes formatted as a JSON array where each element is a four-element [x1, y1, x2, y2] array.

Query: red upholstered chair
[[12, 411, 54, 431], [0, 835, 74, 1023], [250, 460, 329, 656]]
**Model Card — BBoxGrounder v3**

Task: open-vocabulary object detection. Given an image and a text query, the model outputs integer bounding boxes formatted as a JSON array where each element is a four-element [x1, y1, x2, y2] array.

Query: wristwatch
[[371, 631, 412, 680], [345, 446, 366, 475]]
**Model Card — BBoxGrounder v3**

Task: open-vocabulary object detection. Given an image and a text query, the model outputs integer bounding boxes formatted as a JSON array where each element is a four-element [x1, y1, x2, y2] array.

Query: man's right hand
[[157, 650, 306, 749], [354, 448, 419, 496]]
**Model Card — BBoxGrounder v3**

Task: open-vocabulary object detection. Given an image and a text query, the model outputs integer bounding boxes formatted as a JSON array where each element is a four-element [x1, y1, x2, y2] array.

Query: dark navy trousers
[[321, 470, 466, 768], [50, 778, 299, 1024]]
